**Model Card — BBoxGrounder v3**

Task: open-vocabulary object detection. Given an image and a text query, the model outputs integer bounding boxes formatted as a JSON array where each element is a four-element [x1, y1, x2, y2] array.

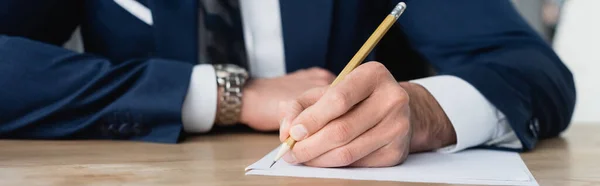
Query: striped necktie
[[198, 0, 248, 68]]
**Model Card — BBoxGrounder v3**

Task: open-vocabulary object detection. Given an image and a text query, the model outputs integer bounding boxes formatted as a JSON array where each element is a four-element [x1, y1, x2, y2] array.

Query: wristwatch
[[213, 64, 249, 125]]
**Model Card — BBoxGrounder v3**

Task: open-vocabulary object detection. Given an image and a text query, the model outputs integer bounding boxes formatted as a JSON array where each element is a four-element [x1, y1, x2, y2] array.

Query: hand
[[239, 67, 335, 131], [279, 62, 456, 167]]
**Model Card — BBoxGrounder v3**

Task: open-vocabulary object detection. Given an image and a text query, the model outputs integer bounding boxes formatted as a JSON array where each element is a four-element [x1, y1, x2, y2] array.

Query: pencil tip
[[269, 161, 276, 168]]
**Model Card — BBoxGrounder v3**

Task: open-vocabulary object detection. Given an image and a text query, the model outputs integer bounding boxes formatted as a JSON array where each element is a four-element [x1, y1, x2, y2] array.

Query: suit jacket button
[[132, 123, 144, 135], [529, 123, 538, 138], [119, 123, 132, 135], [107, 124, 118, 134]]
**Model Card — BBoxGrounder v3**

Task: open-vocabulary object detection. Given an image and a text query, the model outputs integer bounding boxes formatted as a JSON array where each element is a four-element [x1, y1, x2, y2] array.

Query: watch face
[[215, 64, 249, 79], [216, 70, 230, 77], [225, 64, 249, 77]]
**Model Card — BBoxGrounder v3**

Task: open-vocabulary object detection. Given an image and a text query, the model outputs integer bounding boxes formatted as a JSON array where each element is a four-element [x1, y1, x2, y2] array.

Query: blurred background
[[511, 0, 599, 124], [64, 0, 598, 124]]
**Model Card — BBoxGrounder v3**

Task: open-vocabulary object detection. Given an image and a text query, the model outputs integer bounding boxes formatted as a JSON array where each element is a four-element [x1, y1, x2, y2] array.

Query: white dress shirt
[[115, 0, 522, 152]]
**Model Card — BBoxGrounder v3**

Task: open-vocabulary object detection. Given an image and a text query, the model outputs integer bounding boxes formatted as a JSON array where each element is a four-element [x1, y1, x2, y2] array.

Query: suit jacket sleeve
[[394, 0, 576, 150], [0, 0, 194, 143]]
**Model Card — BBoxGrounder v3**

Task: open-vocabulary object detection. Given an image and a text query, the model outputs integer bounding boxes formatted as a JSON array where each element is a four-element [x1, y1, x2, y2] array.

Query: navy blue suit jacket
[[0, 0, 575, 151]]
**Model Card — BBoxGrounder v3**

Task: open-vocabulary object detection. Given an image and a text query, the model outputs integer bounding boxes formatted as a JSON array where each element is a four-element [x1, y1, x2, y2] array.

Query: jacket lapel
[[279, 0, 334, 72], [148, 0, 199, 64]]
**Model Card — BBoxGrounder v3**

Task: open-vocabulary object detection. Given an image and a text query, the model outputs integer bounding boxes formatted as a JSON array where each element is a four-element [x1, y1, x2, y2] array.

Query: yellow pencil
[[270, 2, 407, 168]]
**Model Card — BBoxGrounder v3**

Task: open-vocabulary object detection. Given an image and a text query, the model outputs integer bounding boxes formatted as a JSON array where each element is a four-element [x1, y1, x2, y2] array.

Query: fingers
[[350, 110, 411, 167], [287, 63, 387, 141], [348, 86, 411, 167], [289, 93, 389, 163], [279, 87, 327, 142], [291, 75, 411, 167], [349, 136, 410, 167], [278, 101, 302, 142], [302, 110, 411, 167], [287, 85, 399, 164], [282, 62, 408, 167]]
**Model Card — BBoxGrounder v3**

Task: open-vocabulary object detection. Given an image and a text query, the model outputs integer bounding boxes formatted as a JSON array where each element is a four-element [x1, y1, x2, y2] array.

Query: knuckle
[[328, 120, 353, 144], [382, 119, 408, 143], [388, 86, 409, 105], [312, 86, 328, 96], [297, 87, 326, 108], [299, 88, 316, 99], [329, 91, 350, 109], [361, 62, 391, 85], [305, 113, 320, 128], [289, 100, 305, 113], [401, 118, 411, 136], [342, 73, 361, 89], [399, 149, 409, 163], [295, 99, 311, 110], [390, 92, 409, 107], [388, 149, 406, 166], [336, 147, 355, 166], [384, 99, 401, 112], [365, 61, 387, 73], [388, 145, 402, 158], [382, 144, 408, 166], [391, 118, 410, 137], [396, 145, 410, 164], [377, 86, 408, 113]]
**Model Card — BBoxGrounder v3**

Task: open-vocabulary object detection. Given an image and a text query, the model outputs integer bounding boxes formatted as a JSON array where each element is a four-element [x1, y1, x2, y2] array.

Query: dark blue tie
[[199, 0, 248, 68]]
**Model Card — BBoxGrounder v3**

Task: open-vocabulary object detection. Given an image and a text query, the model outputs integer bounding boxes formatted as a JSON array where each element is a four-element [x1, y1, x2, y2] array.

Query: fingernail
[[283, 153, 297, 164], [290, 124, 308, 140], [280, 118, 288, 128]]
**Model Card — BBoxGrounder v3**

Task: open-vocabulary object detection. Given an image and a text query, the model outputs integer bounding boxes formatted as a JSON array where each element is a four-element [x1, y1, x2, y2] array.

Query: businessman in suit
[[0, 0, 575, 167]]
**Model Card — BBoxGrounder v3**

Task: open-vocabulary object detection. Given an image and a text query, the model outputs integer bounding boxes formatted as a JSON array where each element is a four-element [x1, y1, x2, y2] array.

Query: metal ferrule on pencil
[[391, 2, 407, 19]]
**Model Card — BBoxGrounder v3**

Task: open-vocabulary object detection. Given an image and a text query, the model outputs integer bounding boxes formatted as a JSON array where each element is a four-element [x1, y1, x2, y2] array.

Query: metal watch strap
[[214, 64, 248, 125]]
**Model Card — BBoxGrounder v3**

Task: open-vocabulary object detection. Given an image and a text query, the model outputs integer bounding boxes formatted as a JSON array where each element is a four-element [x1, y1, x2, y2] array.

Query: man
[[0, 0, 575, 168]]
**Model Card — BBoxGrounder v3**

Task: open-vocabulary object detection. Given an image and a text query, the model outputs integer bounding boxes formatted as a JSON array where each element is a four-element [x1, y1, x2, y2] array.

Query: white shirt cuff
[[410, 75, 522, 153], [181, 64, 217, 133]]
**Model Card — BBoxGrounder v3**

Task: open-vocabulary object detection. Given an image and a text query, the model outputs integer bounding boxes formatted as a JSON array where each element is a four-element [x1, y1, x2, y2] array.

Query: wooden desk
[[1, 124, 599, 186]]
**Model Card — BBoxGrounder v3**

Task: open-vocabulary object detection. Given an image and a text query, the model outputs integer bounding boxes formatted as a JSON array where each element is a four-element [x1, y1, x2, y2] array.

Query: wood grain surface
[[1, 123, 598, 186]]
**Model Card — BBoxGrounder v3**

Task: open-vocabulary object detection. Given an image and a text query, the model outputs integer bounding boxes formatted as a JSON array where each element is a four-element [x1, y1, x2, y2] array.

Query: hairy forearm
[[398, 82, 457, 153]]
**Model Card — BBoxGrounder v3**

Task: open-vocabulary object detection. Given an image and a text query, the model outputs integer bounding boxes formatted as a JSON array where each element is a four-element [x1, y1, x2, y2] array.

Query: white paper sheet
[[245, 148, 538, 186]]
